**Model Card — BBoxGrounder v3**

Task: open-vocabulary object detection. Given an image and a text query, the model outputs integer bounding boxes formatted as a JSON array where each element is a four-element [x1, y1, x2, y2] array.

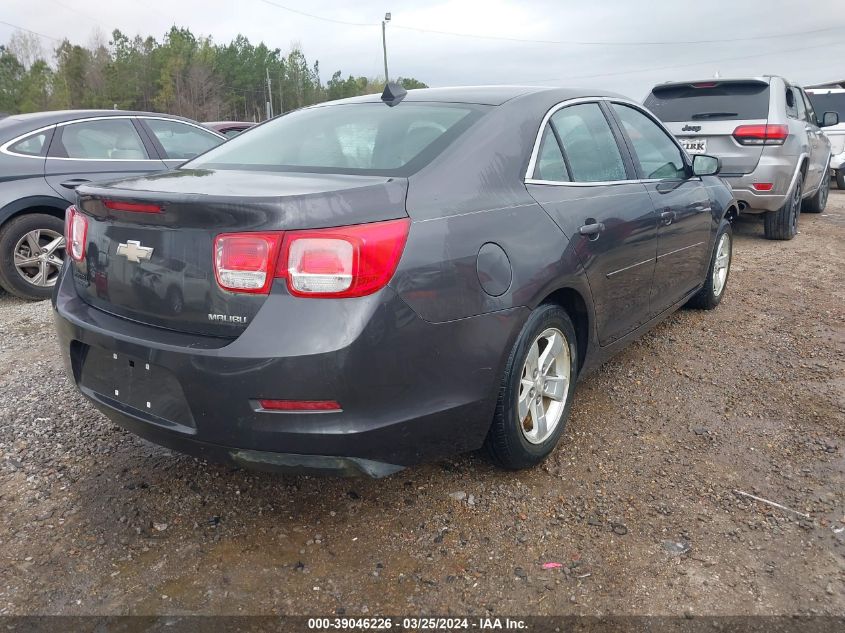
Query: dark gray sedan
[[53, 85, 736, 477], [0, 110, 224, 299]]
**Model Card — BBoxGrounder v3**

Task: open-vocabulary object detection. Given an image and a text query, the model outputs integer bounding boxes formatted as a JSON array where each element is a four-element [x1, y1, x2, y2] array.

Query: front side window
[[53, 119, 148, 160], [9, 131, 50, 157], [533, 125, 569, 181], [611, 103, 686, 180], [186, 103, 485, 176], [145, 119, 222, 160], [550, 103, 627, 183]]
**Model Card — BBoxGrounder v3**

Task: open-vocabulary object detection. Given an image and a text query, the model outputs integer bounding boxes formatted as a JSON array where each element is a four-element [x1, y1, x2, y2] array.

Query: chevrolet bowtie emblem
[[116, 240, 154, 263]]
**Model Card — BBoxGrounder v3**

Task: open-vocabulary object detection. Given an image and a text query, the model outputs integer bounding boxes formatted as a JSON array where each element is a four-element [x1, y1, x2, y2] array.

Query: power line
[[389, 23, 845, 47], [0, 19, 63, 43], [256, 0, 376, 27], [523, 39, 842, 84]]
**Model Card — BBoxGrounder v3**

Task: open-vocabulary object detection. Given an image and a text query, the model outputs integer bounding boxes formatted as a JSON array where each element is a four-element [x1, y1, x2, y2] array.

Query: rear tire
[[0, 213, 66, 301], [764, 171, 802, 240], [484, 304, 578, 470], [802, 168, 829, 213], [687, 221, 732, 310], [836, 170, 845, 190]]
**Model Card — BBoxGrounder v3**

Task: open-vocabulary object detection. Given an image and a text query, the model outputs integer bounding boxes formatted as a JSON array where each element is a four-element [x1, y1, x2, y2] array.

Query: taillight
[[213, 219, 410, 297], [65, 205, 88, 262], [733, 124, 788, 146], [278, 218, 410, 298], [213, 232, 283, 294]]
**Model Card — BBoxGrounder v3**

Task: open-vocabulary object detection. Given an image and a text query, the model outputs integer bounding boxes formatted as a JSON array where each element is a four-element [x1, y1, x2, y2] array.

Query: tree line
[[0, 27, 427, 121]]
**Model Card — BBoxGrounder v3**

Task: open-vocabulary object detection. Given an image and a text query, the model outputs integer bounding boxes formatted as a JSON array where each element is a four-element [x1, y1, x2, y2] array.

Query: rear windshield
[[645, 82, 770, 122], [806, 92, 845, 120], [185, 102, 485, 176]]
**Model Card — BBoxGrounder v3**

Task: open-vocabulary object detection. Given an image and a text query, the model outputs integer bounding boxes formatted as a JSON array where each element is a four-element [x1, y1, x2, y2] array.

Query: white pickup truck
[[807, 88, 845, 189]]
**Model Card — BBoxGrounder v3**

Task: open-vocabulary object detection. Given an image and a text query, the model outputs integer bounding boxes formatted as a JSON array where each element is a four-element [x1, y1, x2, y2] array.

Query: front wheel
[[687, 221, 732, 310], [484, 305, 578, 470]]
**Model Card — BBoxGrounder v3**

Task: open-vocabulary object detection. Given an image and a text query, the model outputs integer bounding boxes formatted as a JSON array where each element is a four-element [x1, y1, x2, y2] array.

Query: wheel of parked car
[[764, 172, 803, 240], [0, 213, 66, 301], [802, 167, 830, 213], [484, 304, 578, 470], [836, 170, 845, 190], [687, 220, 732, 310]]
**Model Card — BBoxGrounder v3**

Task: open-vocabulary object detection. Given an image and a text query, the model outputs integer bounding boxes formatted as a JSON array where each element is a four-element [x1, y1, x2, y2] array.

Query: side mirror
[[692, 154, 721, 177], [821, 111, 840, 127]]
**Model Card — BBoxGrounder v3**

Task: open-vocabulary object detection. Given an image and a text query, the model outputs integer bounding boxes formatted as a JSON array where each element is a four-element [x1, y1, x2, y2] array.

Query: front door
[[525, 101, 658, 346], [609, 102, 713, 314], [44, 117, 166, 204]]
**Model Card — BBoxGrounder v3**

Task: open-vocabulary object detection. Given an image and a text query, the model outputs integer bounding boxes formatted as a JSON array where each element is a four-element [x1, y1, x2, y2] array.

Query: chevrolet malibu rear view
[[53, 85, 737, 477]]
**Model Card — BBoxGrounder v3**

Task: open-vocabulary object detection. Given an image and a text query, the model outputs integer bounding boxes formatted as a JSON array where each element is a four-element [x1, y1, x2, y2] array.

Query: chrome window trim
[[0, 123, 57, 159], [524, 96, 690, 185], [0, 115, 223, 161]]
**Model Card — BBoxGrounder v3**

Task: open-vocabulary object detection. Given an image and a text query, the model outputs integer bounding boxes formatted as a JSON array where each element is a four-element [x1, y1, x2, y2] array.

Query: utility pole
[[382, 12, 391, 82], [266, 67, 274, 120]]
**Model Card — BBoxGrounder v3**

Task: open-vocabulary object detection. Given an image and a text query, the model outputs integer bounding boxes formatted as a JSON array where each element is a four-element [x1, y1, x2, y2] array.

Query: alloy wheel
[[517, 327, 571, 444], [13, 228, 65, 288], [712, 232, 731, 298]]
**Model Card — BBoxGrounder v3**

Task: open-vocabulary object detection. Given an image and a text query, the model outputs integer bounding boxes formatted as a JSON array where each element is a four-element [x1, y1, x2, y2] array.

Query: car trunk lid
[[72, 168, 409, 337]]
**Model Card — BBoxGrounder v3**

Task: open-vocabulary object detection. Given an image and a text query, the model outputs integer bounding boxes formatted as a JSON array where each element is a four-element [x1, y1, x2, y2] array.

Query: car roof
[[0, 109, 202, 127], [313, 85, 624, 107]]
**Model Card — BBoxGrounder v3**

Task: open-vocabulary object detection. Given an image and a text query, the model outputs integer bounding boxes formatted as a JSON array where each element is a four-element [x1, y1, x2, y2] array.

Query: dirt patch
[[0, 191, 843, 616]]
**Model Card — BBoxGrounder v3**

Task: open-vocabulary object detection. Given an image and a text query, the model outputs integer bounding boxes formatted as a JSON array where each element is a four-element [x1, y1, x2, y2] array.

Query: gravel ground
[[0, 189, 843, 617]]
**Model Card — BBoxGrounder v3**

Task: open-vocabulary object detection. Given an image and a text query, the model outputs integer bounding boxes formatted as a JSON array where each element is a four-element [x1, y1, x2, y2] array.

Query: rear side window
[[186, 103, 484, 177], [53, 119, 149, 160], [612, 104, 686, 180], [144, 119, 221, 160], [645, 81, 770, 122], [8, 131, 50, 157], [807, 92, 845, 120], [550, 103, 627, 183], [533, 125, 569, 181]]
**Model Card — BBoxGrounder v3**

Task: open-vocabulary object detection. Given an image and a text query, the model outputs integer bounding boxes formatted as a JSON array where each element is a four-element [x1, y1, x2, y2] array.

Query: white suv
[[806, 88, 845, 189]]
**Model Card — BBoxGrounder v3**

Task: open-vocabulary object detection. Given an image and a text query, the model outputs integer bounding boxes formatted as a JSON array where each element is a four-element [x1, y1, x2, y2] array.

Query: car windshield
[[645, 81, 770, 122], [185, 102, 485, 176], [806, 92, 845, 121]]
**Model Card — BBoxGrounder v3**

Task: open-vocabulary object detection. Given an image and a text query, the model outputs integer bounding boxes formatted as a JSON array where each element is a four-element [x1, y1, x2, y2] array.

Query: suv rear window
[[645, 81, 770, 122], [806, 92, 845, 121], [186, 103, 485, 176]]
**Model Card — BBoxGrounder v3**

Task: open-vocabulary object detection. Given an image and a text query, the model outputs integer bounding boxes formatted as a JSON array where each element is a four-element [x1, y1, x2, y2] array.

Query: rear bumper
[[722, 154, 798, 213], [53, 266, 525, 476]]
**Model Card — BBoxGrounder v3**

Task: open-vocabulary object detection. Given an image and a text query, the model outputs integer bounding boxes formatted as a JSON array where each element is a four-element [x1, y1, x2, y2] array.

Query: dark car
[[203, 121, 255, 138], [53, 85, 736, 477], [0, 110, 225, 300]]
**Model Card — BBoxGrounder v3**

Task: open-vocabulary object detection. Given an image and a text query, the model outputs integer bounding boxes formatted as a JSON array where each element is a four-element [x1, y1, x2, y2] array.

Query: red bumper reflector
[[258, 399, 341, 412], [104, 199, 163, 213], [751, 183, 774, 191]]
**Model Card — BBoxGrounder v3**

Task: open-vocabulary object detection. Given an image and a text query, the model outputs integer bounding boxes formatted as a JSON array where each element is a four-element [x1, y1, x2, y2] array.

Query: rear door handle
[[60, 178, 90, 190], [579, 222, 605, 236]]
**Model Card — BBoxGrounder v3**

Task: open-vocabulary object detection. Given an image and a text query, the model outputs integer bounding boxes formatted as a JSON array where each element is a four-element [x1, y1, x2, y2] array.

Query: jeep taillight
[[65, 205, 88, 262], [733, 124, 788, 146]]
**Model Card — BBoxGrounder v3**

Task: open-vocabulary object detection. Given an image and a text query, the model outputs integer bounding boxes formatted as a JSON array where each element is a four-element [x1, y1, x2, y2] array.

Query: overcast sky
[[2, 0, 844, 99]]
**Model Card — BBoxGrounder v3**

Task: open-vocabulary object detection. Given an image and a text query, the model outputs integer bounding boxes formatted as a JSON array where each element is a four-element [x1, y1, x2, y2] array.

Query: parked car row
[[0, 78, 838, 477]]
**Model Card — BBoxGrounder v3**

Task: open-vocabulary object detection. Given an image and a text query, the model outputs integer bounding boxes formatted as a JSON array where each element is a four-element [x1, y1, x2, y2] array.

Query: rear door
[[525, 100, 658, 346], [137, 117, 224, 167], [44, 116, 167, 203], [645, 80, 771, 175], [609, 102, 713, 313]]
